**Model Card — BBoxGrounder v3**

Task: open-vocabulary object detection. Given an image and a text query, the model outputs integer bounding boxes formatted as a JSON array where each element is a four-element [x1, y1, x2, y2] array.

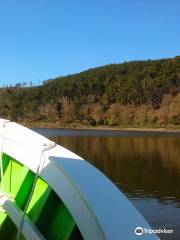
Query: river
[[33, 128, 180, 240]]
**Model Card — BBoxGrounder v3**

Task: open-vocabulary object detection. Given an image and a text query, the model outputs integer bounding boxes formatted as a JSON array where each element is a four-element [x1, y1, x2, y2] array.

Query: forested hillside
[[0, 56, 180, 127]]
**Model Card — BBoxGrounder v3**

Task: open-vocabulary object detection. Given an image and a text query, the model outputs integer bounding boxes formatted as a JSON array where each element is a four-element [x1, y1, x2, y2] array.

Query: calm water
[[34, 128, 180, 240]]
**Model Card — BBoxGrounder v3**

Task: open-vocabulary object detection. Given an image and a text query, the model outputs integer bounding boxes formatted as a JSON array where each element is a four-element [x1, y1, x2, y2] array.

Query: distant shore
[[20, 121, 180, 133]]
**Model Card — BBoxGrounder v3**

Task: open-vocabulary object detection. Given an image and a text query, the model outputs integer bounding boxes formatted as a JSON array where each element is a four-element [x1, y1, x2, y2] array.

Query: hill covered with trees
[[0, 56, 180, 128]]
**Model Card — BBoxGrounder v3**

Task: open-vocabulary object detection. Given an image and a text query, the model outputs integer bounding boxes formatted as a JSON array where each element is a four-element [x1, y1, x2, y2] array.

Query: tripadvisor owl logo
[[135, 226, 144, 236]]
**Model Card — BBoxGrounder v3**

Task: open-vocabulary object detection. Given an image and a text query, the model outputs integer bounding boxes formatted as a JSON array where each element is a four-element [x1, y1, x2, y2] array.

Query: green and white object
[[0, 119, 157, 240]]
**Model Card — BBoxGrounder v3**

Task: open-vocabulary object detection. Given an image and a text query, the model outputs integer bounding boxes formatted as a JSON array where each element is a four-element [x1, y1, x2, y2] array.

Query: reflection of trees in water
[[52, 136, 180, 205]]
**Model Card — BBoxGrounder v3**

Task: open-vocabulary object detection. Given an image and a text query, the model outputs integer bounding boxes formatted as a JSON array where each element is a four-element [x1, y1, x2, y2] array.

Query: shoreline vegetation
[[21, 121, 180, 133], [1, 57, 180, 129]]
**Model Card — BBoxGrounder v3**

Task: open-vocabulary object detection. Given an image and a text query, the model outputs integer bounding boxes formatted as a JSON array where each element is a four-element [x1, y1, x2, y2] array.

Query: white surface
[[0, 119, 157, 240], [0, 193, 45, 240]]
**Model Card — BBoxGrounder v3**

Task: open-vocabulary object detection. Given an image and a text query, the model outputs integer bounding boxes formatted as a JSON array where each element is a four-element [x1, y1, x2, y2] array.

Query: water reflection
[[51, 135, 180, 240]]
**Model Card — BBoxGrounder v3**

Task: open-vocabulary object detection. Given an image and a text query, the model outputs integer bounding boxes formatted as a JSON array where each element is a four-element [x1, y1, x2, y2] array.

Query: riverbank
[[20, 121, 180, 133]]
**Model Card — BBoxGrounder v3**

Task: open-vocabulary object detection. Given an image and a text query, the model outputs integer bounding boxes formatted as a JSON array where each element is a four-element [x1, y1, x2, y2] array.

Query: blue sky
[[0, 0, 179, 86]]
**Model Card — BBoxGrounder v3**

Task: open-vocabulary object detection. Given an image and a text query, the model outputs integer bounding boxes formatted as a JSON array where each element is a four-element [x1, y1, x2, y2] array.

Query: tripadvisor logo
[[135, 227, 143, 236], [134, 226, 173, 236]]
